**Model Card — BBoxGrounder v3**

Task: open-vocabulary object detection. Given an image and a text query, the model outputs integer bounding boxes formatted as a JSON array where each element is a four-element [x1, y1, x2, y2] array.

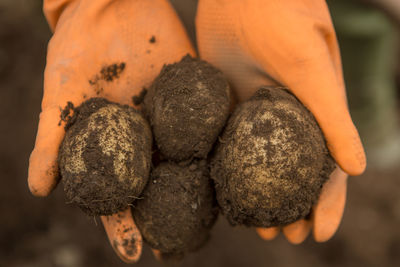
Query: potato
[[143, 55, 231, 161], [210, 87, 336, 227], [58, 98, 152, 216], [133, 160, 218, 256]]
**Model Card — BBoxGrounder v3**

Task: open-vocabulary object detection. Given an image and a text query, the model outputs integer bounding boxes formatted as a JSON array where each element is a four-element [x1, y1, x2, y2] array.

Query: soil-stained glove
[[29, 0, 194, 262], [196, 0, 366, 243]]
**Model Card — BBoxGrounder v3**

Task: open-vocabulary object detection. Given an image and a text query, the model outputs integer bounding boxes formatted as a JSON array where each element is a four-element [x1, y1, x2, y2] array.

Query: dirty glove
[[28, 0, 194, 262], [196, 0, 366, 243]]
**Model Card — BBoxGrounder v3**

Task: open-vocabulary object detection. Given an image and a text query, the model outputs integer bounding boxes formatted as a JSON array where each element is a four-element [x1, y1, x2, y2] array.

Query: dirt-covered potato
[[143, 55, 231, 161], [211, 87, 336, 227], [133, 160, 218, 256], [58, 98, 152, 216]]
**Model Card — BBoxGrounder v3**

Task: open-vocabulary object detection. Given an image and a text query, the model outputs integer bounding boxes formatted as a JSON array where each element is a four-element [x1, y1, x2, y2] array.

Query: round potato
[[211, 87, 336, 227], [58, 98, 152, 216], [133, 160, 218, 256], [143, 55, 231, 161]]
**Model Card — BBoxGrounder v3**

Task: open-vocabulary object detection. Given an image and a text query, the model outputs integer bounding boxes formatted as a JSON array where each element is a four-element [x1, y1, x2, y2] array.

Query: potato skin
[[143, 55, 231, 161], [133, 160, 218, 255], [210, 87, 335, 227], [58, 98, 152, 216]]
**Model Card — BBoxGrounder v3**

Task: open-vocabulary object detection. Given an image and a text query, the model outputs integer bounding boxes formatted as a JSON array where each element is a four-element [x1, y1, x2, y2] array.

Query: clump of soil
[[210, 87, 336, 227], [58, 98, 152, 216], [132, 88, 147, 106], [133, 160, 218, 256], [143, 55, 231, 161]]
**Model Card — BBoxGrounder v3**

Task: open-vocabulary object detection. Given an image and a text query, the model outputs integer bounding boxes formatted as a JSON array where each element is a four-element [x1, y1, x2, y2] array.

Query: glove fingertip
[[312, 168, 347, 242], [313, 222, 338, 243], [28, 105, 69, 197], [28, 149, 60, 197], [282, 219, 312, 245], [256, 227, 280, 241], [101, 208, 143, 263], [330, 133, 366, 176]]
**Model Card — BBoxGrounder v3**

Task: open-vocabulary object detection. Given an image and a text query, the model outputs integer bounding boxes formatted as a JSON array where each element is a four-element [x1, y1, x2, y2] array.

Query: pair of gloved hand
[[28, 0, 366, 263]]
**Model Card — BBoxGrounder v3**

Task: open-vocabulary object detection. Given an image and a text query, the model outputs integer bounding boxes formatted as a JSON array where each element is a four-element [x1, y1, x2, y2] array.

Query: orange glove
[[29, 0, 194, 262], [196, 0, 366, 243]]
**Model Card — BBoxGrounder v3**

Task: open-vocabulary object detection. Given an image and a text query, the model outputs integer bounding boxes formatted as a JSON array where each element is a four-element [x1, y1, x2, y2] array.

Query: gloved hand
[[196, 0, 366, 243], [29, 0, 194, 262]]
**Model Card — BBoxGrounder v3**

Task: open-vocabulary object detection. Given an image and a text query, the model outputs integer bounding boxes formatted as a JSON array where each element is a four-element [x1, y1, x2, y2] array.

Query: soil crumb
[[88, 63, 126, 95], [59, 101, 74, 126], [132, 88, 148, 106]]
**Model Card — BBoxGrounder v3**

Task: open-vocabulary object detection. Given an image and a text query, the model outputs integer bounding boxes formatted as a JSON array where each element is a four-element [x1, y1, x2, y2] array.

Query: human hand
[[29, 0, 194, 262], [196, 0, 366, 243]]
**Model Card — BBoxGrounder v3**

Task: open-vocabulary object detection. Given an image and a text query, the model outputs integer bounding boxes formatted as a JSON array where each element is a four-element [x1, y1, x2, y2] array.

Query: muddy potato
[[143, 55, 231, 161], [133, 160, 218, 256], [58, 98, 152, 216], [211, 87, 336, 227]]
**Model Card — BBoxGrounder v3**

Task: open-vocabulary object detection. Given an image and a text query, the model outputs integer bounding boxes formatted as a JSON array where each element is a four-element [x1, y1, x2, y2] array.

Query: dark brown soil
[[143, 54, 231, 161], [58, 98, 152, 216], [59, 101, 74, 126], [88, 63, 126, 95], [133, 160, 218, 256], [89, 63, 126, 84], [132, 88, 148, 106], [211, 87, 336, 227]]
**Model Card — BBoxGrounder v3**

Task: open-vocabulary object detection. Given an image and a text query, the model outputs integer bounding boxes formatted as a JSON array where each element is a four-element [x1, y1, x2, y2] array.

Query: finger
[[28, 107, 66, 196], [256, 227, 280, 240], [282, 219, 312, 244], [313, 167, 348, 242], [152, 249, 162, 262], [152, 249, 183, 264], [101, 208, 142, 263]]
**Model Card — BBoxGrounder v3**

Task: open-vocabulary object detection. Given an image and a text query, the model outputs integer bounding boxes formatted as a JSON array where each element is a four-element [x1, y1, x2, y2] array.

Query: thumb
[[28, 106, 67, 196], [241, 0, 366, 175]]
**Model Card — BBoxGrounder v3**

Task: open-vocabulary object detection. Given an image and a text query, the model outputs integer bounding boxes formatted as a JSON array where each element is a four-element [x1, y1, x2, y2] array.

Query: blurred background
[[0, 0, 399, 266]]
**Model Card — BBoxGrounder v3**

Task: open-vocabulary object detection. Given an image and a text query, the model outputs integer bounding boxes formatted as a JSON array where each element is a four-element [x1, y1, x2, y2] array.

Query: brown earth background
[[0, 1, 399, 266]]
